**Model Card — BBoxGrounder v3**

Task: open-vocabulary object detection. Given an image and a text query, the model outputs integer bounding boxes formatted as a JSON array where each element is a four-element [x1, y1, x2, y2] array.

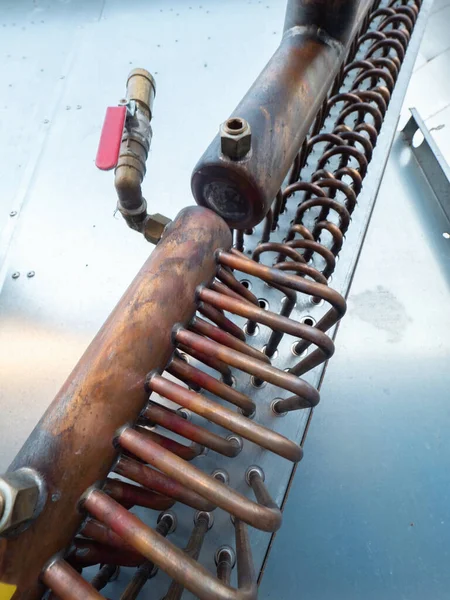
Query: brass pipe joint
[[114, 68, 171, 244]]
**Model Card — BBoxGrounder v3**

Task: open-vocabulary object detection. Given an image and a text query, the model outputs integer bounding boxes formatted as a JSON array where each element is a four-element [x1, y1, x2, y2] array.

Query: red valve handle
[[95, 105, 127, 171]]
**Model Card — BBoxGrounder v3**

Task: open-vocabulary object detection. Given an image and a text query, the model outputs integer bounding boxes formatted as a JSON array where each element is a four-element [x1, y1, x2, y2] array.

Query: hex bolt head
[[143, 213, 172, 245], [0, 469, 44, 536], [220, 117, 251, 160]]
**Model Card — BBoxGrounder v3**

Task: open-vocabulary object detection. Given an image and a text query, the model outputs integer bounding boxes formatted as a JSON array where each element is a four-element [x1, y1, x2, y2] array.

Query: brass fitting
[[143, 213, 171, 245], [220, 117, 252, 160], [114, 68, 171, 244], [0, 469, 45, 536]]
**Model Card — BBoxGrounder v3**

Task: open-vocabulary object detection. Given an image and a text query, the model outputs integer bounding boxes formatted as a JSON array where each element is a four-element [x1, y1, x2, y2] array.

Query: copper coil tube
[[164, 512, 212, 600], [148, 373, 303, 462], [118, 427, 283, 531], [84, 490, 257, 600], [133, 427, 201, 461], [175, 328, 319, 410], [103, 478, 174, 511], [41, 560, 103, 600], [142, 402, 242, 458], [114, 455, 215, 512], [167, 356, 256, 415], [120, 512, 175, 600]]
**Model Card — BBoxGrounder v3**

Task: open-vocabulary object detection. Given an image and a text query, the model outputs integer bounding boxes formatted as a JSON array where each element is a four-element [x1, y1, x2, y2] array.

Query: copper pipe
[[41, 559, 102, 600], [120, 512, 175, 600], [216, 266, 258, 305], [178, 342, 234, 384], [198, 302, 246, 341], [104, 478, 174, 511], [192, 0, 373, 228], [134, 427, 201, 461], [84, 490, 257, 600], [216, 548, 235, 586], [175, 329, 319, 410], [115, 455, 215, 512], [81, 519, 137, 552], [0, 207, 230, 596], [220, 250, 346, 324], [190, 316, 270, 364], [91, 564, 119, 591], [167, 357, 256, 416], [198, 287, 334, 367], [246, 468, 277, 513], [149, 374, 303, 462], [142, 403, 242, 458], [118, 428, 282, 532], [211, 279, 247, 303], [272, 394, 313, 414], [164, 512, 211, 600], [69, 538, 144, 568]]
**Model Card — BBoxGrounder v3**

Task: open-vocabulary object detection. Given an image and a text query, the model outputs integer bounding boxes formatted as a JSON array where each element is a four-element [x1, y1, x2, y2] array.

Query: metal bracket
[[402, 108, 450, 223]]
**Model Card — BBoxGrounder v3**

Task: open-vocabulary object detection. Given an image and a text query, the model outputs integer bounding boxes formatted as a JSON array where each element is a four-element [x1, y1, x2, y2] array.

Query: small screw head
[[9, 211, 17, 217], [27, 271, 35, 278], [12, 272, 20, 279]]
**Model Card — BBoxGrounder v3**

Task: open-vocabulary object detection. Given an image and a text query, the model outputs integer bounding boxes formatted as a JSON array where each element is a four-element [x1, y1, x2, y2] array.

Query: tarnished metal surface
[[0, 0, 436, 598], [0, 207, 231, 597], [191, 0, 373, 229]]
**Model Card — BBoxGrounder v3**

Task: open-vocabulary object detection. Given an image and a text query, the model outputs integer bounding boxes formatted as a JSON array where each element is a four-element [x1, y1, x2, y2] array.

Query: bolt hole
[[412, 129, 424, 148], [271, 399, 287, 417], [262, 345, 278, 359], [291, 342, 308, 357], [240, 279, 251, 290], [311, 296, 323, 306], [251, 376, 266, 388], [258, 298, 269, 310], [301, 316, 316, 327], [244, 323, 259, 336], [177, 408, 191, 421]]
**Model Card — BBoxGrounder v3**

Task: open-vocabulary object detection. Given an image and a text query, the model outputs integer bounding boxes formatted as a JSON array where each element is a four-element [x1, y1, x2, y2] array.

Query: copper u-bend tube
[[41, 559, 103, 600], [118, 427, 282, 532], [148, 373, 303, 462], [175, 328, 319, 410], [167, 356, 256, 415], [84, 489, 258, 600], [141, 402, 242, 458]]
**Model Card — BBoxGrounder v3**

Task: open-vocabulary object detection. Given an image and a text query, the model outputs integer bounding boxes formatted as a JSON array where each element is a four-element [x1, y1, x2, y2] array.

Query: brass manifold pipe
[[114, 68, 170, 244]]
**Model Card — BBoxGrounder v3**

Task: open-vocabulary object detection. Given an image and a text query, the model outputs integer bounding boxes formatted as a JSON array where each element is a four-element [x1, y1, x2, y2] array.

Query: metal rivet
[[76, 105, 82, 110], [12, 272, 20, 279], [66, 105, 71, 110], [43, 119, 49, 124], [9, 210, 17, 217], [27, 271, 35, 278]]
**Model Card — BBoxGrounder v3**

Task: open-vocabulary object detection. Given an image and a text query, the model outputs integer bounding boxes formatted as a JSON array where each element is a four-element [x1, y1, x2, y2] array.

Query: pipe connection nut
[[220, 117, 251, 160], [0, 469, 45, 536], [143, 213, 172, 245]]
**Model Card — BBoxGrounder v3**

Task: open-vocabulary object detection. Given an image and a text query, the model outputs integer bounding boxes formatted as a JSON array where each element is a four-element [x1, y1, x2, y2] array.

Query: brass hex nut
[[0, 470, 41, 535], [220, 117, 252, 160], [143, 213, 172, 245]]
